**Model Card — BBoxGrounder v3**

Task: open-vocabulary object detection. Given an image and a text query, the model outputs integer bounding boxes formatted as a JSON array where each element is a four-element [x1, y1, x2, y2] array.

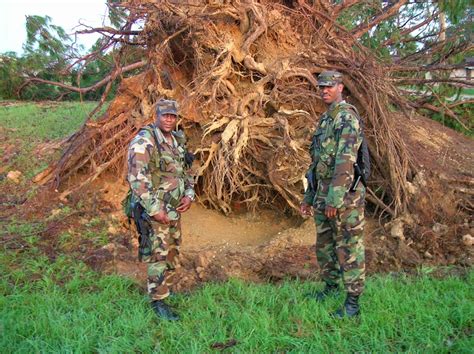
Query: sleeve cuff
[[303, 192, 315, 205], [185, 189, 195, 201], [326, 189, 344, 209], [141, 198, 164, 216]]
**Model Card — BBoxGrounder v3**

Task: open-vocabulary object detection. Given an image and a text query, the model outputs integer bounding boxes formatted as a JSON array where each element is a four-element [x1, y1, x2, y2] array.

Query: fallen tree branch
[[382, 11, 438, 46], [77, 26, 142, 36], [413, 102, 470, 131], [388, 63, 465, 72], [367, 188, 395, 217], [351, 0, 408, 39], [333, 0, 360, 17], [19, 60, 147, 94], [448, 99, 474, 108]]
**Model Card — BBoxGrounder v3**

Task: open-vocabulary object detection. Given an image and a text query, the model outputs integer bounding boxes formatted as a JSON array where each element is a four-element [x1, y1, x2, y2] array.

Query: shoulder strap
[[142, 124, 162, 158], [332, 103, 371, 180], [172, 130, 187, 148], [330, 102, 360, 121]]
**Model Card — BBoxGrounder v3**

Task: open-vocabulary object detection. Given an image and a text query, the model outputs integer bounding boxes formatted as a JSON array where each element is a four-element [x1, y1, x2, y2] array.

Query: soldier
[[300, 70, 366, 318], [127, 99, 195, 321]]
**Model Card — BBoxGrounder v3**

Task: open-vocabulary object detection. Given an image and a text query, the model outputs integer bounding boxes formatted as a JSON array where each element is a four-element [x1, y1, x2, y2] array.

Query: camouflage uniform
[[303, 100, 366, 296], [127, 104, 194, 301]]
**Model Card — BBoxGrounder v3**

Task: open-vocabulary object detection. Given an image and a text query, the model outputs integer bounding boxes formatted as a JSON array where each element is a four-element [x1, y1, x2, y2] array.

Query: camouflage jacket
[[303, 100, 363, 209], [127, 124, 194, 220]]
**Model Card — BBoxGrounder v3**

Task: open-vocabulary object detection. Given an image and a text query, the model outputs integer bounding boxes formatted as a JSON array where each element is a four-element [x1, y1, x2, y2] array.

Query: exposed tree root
[[35, 0, 471, 218]]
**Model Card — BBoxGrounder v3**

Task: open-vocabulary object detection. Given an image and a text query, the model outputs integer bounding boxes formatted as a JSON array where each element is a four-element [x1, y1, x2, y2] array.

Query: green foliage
[[107, 0, 130, 28], [438, 0, 471, 25], [417, 84, 473, 136], [337, 2, 378, 32], [9, 15, 83, 100], [24, 15, 80, 59], [0, 52, 24, 99], [337, 1, 472, 135], [0, 14, 138, 101]]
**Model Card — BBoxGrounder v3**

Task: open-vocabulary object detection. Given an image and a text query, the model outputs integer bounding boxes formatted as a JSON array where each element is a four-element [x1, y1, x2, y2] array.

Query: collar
[[326, 100, 346, 118], [153, 124, 178, 148], [328, 99, 345, 111]]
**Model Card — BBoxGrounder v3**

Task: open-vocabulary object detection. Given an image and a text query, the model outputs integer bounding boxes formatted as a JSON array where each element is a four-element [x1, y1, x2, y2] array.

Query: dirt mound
[[64, 194, 472, 294], [400, 114, 473, 179]]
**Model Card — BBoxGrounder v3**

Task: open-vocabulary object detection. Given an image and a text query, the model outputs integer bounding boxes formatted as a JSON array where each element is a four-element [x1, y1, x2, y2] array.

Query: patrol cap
[[156, 99, 178, 117], [317, 70, 343, 87]]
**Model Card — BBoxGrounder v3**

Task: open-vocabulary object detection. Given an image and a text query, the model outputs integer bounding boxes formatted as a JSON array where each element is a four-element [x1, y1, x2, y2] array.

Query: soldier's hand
[[325, 206, 338, 218], [176, 196, 192, 213], [300, 202, 313, 217], [152, 210, 170, 225]]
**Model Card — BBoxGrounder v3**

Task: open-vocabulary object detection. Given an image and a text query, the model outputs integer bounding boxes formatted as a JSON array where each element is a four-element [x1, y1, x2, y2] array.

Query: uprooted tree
[[31, 0, 473, 218]]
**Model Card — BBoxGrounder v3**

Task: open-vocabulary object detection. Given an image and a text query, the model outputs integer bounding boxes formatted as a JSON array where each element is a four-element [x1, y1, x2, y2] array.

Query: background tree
[[0, 1, 146, 102]]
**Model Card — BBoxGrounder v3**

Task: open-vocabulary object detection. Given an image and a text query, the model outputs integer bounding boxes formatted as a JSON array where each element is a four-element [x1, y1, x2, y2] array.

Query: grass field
[[1, 102, 473, 352], [1, 246, 473, 352], [1, 101, 100, 179]]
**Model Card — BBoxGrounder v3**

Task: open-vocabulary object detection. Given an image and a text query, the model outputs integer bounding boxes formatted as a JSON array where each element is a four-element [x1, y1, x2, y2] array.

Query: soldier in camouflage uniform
[[127, 99, 195, 321], [300, 71, 366, 318]]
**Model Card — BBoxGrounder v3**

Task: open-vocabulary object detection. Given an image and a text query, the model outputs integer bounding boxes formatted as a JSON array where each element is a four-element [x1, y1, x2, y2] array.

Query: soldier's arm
[[183, 169, 195, 201], [302, 126, 321, 205], [127, 131, 165, 216], [326, 111, 361, 209], [302, 171, 316, 205]]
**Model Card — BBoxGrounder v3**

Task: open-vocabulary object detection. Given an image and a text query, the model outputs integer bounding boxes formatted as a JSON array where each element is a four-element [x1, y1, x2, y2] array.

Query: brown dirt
[[399, 113, 474, 179]]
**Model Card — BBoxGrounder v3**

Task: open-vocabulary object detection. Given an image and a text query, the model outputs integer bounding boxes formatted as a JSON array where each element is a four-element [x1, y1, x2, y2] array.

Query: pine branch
[[351, 0, 409, 39]]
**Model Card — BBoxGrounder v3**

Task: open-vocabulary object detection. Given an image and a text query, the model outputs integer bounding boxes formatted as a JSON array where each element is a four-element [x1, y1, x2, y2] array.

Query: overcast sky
[[0, 0, 109, 54]]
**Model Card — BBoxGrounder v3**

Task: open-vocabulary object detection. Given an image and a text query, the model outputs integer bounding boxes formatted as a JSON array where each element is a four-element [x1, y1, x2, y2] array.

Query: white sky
[[0, 0, 109, 54]]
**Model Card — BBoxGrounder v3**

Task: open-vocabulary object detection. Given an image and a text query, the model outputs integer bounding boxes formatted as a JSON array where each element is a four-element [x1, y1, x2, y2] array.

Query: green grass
[[0, 101, 99, 140], [0, 101, 105, 179], [2, 215, 472, 352], [462, 88, 474, 96], [1, 241, 473, 352]]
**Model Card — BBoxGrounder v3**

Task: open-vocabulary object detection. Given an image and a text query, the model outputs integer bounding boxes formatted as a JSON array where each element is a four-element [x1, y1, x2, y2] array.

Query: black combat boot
[[151, 300, 180, 321], [306, 283, 340, 301], [332, 294, 360, 319]]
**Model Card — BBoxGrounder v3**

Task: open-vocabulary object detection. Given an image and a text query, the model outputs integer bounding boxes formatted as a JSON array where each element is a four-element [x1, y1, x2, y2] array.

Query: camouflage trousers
[[314, 204, 366, 296], [140, 219, 181, 301]]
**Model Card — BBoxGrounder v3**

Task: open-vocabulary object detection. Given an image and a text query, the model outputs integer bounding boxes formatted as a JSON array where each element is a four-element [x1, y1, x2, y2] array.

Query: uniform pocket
[[343, 186, 365, 209]]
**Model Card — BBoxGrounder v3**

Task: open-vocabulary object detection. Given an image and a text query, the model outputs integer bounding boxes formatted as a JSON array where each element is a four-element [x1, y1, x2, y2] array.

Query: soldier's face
[[320, 83, 343, 105], [157, 113, 177, 133]]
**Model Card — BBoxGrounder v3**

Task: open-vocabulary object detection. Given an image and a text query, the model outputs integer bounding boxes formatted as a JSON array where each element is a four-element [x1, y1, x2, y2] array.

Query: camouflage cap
[[317, 70, 343, 87], [156, 99, 178, 116]]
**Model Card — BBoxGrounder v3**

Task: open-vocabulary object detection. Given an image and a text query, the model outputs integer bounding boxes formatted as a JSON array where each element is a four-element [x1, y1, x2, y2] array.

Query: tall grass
[[1, 247, 472, 352]]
